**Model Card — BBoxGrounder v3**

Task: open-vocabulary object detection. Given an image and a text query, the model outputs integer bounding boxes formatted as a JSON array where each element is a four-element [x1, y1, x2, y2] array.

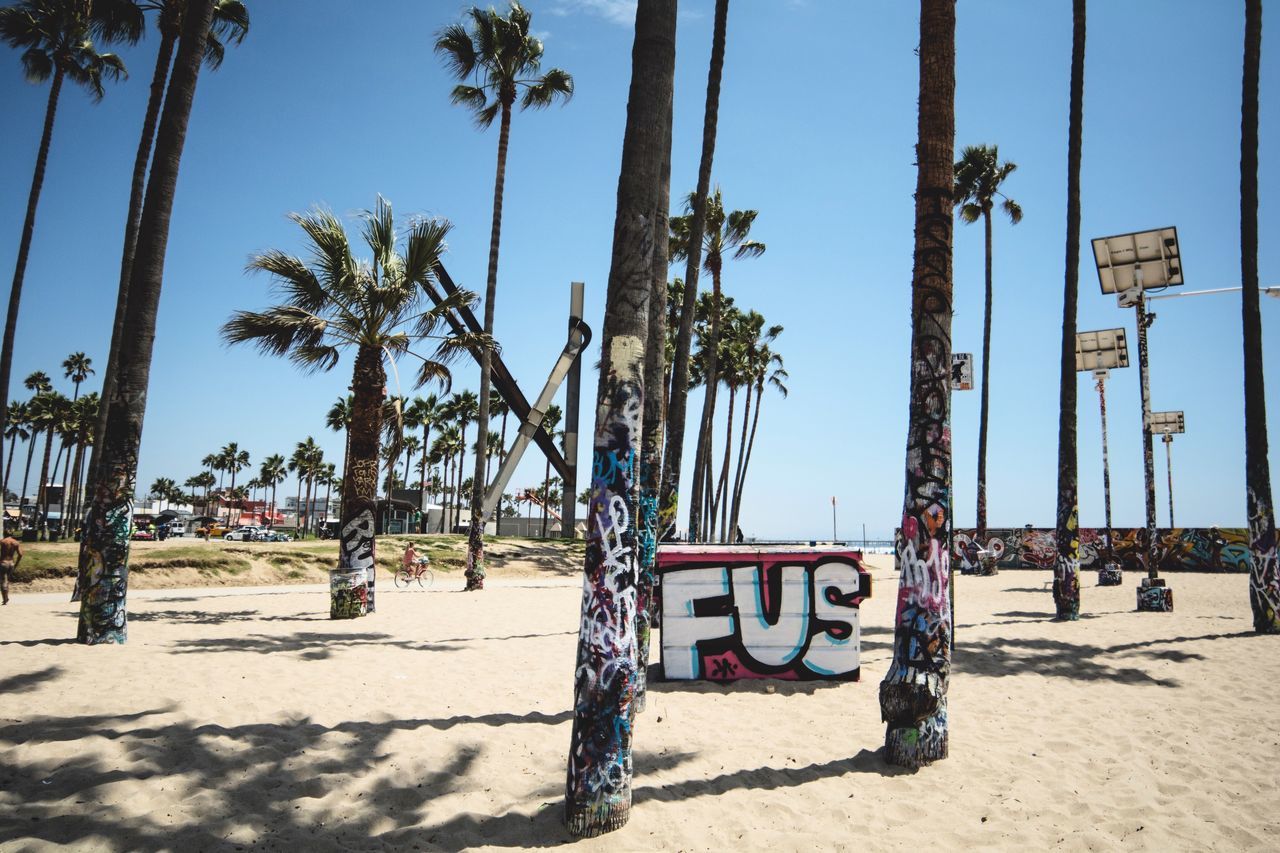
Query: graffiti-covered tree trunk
[[1241, 0, 1279, 632], [879, 0, 955, 769], [76, 0, 216, 644], [1053, 0, 1086, 622], [334, 344, 385, 619], [659, 0, 729, 543], [635, 76, 673, 716], [564, 0, 675, 836]]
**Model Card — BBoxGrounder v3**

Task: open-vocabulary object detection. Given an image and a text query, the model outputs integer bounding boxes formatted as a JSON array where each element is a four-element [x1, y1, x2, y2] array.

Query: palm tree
[[258, 452, 285, 528], [404, 393, 439, 532], [76, 0, 219, 645], [319, 461, 336, 529], [670, 188, 765, 541], [953, 144, 1021, 544], [1052, 1, 1086, 622], [219, 441, 248, 522], [400, 434, 421, 486], [64, 391, 96, 527], [729, 339, 786, 540], [711, 308, 751, 541], [726, 311, 783, 540], [94, 0, 248, 492], [439, 389, 478, 545], [488, 388, 508, 463], [430, 425, 462, 532], [1240, 0, 1277, 633], [0, 0, 142, 453], [564, 0, 674, 837], [660, 0, 730, 549], [18, 372, 50, 505], [878, 0, 955, 769], [61, 351, 93, 400], [436, 0, 573, 588], [222, 197, 480, 617], [326, 393, 353, 483], [29, 390, 67, 533], [3, 401, 29, 494], [482, 428, 500, 486], [149, 476, 176, 511], [539, 404, 561, 537]]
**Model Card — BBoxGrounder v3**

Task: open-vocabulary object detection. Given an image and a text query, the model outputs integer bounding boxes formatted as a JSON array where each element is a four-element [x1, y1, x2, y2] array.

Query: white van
[[167, 522, 187, 537]]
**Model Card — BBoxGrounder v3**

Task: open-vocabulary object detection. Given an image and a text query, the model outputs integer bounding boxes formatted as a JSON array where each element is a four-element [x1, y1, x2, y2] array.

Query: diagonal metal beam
[[429, 262, 570, 480]]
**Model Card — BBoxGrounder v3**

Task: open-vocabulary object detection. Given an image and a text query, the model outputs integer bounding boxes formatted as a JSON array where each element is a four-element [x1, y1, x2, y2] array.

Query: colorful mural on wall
[[952, 527, 1250, 574], [656, 547, 872, 682]]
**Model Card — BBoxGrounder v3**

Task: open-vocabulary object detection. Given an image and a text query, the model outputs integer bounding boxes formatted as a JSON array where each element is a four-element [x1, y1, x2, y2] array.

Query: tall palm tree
[[18, 373, 50, 504], [325, 393, 353, 483], [430, 424, 462, 532], [258, 452, 285, 529], [660, 0, 729, 547], [670, 187, 765, 541], [711, 307, 751, 541], [76, 0, 218, 645], [400, 433, 421, 487], [149, 476, 176, 511], [439, 389, 478, 545], [953, 144, 1021, 543], [729, 338, 786, 539], [29, 390, 67, 532], [564, 0, 675, 837], [3, 400, 28, 495], [488, 388, 508, 463], [1240, 0, 1277, 633], [64, 391, 96, 526], [0, 0, 141, 458], [61, 351, 93, 400], [93, 0, 248, 497], [219, 441, 248, 522], [436, 0, 573, 588], [404, 393, 439, 531], [539, 404, 561, 537], [1052, 0, 1087, 622], [878, 0, 955, 769], [726, 311, 782, 540], [222, 197, 480, 617], [290, 437, 321, 537]]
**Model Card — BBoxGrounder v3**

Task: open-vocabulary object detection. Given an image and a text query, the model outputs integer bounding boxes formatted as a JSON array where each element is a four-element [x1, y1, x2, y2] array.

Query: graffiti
[[77, 498, 133, 644], [565, 374, 643, 837], [1053, 505, 1081, 621], [330, 568, 368, 619], [634, 460, 659, 713], [1246, 488, 1280, 631], [1137, 578, 1173, 612], [338, 505, 376, 618], [949, 527, 1253, 574], [656, 549, 872, 682], [955, 532, 1003, 575]]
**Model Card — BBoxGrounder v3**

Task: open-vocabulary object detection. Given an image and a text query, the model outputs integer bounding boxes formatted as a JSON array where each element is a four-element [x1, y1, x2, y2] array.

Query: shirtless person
[[0, 534, 21, 605]]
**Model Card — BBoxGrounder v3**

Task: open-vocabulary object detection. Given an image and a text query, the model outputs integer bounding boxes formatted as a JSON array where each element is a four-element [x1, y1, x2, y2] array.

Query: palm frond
[[247, 250, 330, 312], [402, 216, 452, 287], [289, 344, 341, 374], [360, 195, 397, 270], [731, 239, 765, 261], [474, 99, 501, 129], [413, 359, 453, 394], [435, 21, 476, 78], [958, 203, 982, 224], [19, 46, 51, 82], [519, 66, 573, 110], [221, 306, 328, 357], [1002, 198, 1023, 224]]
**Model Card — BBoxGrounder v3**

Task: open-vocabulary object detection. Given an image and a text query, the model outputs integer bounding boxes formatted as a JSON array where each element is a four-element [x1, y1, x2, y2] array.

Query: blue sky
[[1, 1, 1277, 540]]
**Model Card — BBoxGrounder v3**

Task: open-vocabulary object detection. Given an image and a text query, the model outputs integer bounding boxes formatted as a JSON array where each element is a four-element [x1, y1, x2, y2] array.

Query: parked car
[[168, 522, 186, 537], [131, 528, 154, 541], [223, 526, 262, 542]]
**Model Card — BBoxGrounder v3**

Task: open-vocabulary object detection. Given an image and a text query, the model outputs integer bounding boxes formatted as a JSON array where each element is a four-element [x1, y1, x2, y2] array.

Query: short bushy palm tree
[[953, 143, 1021, 542], [436, 0, 572, 589], [222, 197, 482, 617]]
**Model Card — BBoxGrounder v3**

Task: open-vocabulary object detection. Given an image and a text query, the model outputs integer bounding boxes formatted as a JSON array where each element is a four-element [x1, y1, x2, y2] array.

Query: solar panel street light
[[1075, 328, 1131, 584], [1149, 411, 1186, 528], [1093, 227, 1181, 610]]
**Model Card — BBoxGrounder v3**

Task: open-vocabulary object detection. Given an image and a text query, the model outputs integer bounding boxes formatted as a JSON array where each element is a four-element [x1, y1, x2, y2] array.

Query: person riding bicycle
[[403, 543, 428, 570]]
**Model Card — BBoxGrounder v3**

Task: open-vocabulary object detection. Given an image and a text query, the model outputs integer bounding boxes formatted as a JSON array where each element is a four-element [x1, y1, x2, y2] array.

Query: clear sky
[[2, 0, 1277, 541]]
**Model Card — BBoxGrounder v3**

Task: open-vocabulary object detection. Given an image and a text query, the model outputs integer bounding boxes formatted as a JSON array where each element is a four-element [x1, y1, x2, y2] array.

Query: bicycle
[[394, 557, 434, 589]]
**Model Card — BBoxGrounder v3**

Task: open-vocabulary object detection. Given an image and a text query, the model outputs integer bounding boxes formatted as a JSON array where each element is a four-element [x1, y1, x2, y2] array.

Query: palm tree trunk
[[1241, 0, 1278, 632], [334, 343, 385, 618], [1052, 0, 1086, 622], [879, 0, 955, 769], [0, 69, 64, 458], [659, 0, 729, 544], [4, 432, 18, 493], [36, 425, 54, 535], [294, 478, 302, 537], [691, 267, 723, 542], [565, 0, 675, 836], [636, 81, 673, 715], [419, 423, 430, 533], [68, 442, 84, 536], [730, 380, 764, 537], [975, 209, 993, 539], [76, 0, 217, 644], [715, 385, 736, 541], [541, 458, 551, 537], [21, 432, 38, 508], [466, 97, 514, 592], [728, 374, 753, 537], [89, 23, 178, 505]]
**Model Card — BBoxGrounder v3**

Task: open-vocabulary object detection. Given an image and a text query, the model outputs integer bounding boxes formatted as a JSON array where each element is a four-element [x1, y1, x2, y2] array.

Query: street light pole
[[1096, 371, 1117, 576], [1164, 433, 1175, 527], [1134, 294, 1159, 581], [1076, 329, 1127, 585]]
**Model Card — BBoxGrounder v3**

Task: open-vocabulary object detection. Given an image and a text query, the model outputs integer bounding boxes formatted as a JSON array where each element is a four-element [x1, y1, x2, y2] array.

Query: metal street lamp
[[1092, 226, 1181, 612], [1075, 328, 1129, 585], [1149, 410, 1186, 528]]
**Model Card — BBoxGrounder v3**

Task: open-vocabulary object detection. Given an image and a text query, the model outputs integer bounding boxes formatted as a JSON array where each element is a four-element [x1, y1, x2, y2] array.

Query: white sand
[[2, 559, 1278, 851]]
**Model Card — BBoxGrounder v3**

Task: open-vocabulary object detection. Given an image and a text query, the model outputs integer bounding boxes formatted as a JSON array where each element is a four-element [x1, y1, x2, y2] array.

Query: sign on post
[[951, 353, 973, 391]]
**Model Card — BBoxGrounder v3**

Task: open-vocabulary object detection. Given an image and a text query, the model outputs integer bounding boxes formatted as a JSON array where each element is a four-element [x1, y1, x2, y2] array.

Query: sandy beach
[[2, 556, 1278, 851]]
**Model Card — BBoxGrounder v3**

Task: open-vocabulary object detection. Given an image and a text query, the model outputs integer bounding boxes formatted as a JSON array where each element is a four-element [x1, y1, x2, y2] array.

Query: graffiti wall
[[951, 527, 1251, 574], [657, 547, 872, 682]]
